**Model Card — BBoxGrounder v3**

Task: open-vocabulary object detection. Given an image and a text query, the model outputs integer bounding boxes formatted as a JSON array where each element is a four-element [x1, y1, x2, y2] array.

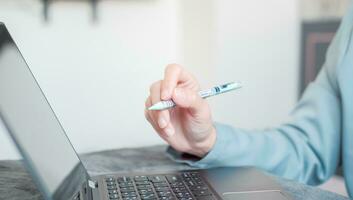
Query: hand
[[144, 64, 216, 157]]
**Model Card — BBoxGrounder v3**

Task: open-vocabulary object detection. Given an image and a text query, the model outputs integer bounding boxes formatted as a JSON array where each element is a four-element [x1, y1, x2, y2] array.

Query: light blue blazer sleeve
[[168, 7, 353, 186]]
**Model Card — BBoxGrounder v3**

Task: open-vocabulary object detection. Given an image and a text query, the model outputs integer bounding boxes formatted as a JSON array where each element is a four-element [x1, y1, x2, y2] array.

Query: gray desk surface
[[0, 145, 349, 200]]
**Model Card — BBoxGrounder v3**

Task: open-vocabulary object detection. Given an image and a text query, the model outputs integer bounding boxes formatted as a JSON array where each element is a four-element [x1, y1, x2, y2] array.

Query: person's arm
[[168, 11, 352, 185], [145, 5, 352, 185]]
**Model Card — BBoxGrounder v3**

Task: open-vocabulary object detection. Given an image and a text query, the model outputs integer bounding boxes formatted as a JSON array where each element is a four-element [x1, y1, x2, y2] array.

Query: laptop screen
[[0, 23, 90, 199]]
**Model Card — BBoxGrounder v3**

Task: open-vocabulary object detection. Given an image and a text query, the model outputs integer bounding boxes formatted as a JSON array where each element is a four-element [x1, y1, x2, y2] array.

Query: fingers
[[145, 107, 171, 140], [172, 87, 208, 116], [149, 81, 170, 128], [145, 105, 175, 138], [161, 64, 194, 100], [145, 64, 203, 140], [145, 81, 174, 136]]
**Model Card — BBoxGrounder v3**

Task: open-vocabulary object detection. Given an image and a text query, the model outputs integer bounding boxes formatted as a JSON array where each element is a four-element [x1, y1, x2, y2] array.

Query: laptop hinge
[[88, 180, 98, 189]]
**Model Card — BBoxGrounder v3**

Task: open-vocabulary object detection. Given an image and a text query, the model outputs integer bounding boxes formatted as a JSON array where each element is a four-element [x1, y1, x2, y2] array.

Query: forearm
[[168, 75, 341, 185], [169, 121, 338, 185]]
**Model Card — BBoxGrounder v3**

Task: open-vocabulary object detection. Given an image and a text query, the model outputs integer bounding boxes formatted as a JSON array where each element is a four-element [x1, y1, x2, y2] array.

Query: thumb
[[172, 87, 207, 115]]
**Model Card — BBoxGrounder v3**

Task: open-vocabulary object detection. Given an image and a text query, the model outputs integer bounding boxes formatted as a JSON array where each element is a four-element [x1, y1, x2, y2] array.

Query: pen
[[148, 81, 242, 111]]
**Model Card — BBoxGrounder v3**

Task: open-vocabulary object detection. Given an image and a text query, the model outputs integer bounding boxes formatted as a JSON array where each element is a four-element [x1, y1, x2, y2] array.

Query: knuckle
[[188, 91, 202, 108], [149, 80, 161, 93], [189, 74, 199, 85], [161, 79, 168, 88]]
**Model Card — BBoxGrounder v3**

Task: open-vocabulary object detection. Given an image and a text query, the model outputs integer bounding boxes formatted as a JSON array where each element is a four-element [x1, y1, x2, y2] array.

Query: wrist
[[191, 126, 217, 158]]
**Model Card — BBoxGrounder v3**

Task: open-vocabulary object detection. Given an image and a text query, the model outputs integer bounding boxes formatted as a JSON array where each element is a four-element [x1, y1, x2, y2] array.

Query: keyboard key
[[172, 185, 186, 189], [123, 197, 138, 200], [183, 178, 193, 182], [121, 192, 137, 197], [106, 182, 116, 186], [193, 177, 202, 182], [195, 181, 204, 186], [139, 189, 153, 194], [160, 196, 176, 200], [137, 185, 152, 190], [134, 176, 148, 182], [118, 176, 132, 183], [170, 182, 185, 187], [192, 190, 211, 197], [108, 190, 118, 194], [135, 180, 150, 185], [120, 187, 135, 192], [166, 175, 182, 183], [155, 187, 170, 192], [141, 198, 157, 200], [181, 173, 190, 179], [140, 193, 155, 199], [191, 174, 202, 179], [153, 182, 168, 187], [185, 180, 196, 187], [189, 185, 208, 191], [157, 191, 172, 197], [105, 177, 115, 182], [148, 175, 166, 182], [190, 172, 200, 177], [107, 185, 117, 190], [109, 194, 119, 199], [119, 182, 134, 187], [172, 187, 188, 193], [179, 198, 194, 200], [176, 192, 191, 198]]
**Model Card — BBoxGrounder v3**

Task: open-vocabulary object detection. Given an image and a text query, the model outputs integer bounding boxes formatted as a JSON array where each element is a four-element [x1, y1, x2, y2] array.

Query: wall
[[210, 0, 299, 129], [300, 0, 350, 20], [0, 0, 180, 159], [0, 0, 299, 160]]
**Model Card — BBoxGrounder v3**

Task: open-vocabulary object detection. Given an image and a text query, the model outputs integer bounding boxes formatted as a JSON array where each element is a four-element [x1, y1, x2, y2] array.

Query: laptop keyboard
[[104, 172, 216, 200]]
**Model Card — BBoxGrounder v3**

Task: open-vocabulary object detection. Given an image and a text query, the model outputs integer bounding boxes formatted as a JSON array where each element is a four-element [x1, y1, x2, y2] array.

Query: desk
[[0, 145, 348, 200]]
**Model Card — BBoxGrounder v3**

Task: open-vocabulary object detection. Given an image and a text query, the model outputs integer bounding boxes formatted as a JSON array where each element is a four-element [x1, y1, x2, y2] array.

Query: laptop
[[0, 23, 290, 200]]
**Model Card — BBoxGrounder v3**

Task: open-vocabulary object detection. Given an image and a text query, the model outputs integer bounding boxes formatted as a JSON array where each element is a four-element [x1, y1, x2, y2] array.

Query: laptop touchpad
[[222, 191, 289, 200]]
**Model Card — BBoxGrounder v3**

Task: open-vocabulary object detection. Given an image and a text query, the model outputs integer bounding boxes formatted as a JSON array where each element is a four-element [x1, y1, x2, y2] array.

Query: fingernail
[[158, 117, 167, 128], [165, 127, 174, 136]]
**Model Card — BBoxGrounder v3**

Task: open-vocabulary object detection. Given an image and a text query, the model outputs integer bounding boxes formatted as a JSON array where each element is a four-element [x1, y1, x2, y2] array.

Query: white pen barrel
[[199, 89, 214, 98], [148, 81, 242, 111]]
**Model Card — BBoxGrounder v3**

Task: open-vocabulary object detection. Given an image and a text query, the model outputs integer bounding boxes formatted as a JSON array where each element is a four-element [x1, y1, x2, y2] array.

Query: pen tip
[[148, 102, 166, 111], [148, 105, 158, 111]]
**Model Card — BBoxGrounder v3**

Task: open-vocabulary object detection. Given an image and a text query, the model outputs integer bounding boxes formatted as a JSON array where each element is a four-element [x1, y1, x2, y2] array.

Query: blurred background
[[0, 0, 350, 197]]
